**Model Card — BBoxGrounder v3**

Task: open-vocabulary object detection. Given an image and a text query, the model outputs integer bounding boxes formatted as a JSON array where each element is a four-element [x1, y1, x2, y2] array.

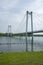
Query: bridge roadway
[[15, 30, 43, 34], [28, 30, 43, 34]]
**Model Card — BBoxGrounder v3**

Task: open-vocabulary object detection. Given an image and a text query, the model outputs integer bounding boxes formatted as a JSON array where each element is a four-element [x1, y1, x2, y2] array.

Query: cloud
[[0, 0, 19, 9], [19, 0, 43, 14], [0, 0, 43, 33]]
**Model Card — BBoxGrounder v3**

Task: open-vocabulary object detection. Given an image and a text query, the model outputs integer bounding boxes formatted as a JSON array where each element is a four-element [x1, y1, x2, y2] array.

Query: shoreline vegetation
[[0, 33, 43, 37]]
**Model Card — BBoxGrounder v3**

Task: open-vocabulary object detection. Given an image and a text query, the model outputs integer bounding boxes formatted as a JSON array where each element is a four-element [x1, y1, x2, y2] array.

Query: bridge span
[[15, 30, 43, 35]]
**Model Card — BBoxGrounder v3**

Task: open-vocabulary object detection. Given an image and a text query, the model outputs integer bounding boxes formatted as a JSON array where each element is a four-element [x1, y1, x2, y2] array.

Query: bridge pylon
[[26, 11, 33, 52]]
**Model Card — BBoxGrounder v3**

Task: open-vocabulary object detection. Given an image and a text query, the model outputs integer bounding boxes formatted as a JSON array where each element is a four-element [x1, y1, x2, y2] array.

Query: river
[[0, 36, 43, 52]]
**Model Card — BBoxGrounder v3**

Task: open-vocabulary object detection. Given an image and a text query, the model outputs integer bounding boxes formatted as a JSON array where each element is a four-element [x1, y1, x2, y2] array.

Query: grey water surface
[[0, 36, 43, 52]]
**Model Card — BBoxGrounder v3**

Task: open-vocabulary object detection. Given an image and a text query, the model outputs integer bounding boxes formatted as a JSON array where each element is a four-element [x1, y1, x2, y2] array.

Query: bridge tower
[[8, 24, 11, 36], [26, 11, 28, 52], [26, 11, 33, 52]]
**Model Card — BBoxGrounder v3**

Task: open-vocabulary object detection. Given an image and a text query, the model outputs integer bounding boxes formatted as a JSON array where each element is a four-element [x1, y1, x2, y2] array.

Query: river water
[[0, 36, 43, 52]]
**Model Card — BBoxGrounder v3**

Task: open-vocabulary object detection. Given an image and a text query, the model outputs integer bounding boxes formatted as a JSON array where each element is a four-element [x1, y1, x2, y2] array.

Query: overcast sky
[[0, 0, 43, 33]]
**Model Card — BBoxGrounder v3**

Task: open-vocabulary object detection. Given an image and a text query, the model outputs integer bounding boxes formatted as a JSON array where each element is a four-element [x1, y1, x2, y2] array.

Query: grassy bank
[[0, 52, 43, 65]]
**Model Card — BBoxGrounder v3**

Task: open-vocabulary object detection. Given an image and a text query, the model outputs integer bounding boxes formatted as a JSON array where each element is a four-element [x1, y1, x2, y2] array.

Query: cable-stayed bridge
[[7, 11, 43, 35]]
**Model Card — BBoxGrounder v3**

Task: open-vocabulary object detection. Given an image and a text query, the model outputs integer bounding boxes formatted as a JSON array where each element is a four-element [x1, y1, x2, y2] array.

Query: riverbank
[[0, 33, 43, 37], [0, 52, 43, 65]]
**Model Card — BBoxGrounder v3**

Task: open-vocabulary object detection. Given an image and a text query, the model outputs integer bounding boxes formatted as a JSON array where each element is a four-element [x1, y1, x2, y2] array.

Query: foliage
[[0, 33, 43, 37]]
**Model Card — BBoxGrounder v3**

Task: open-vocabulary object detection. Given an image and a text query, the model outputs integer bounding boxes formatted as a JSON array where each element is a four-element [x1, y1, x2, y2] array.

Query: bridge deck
[[15, 30, 43, 34]]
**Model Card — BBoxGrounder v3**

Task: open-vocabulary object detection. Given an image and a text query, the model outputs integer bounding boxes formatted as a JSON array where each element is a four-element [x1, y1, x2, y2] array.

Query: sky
[[0, 0, 43, 33]]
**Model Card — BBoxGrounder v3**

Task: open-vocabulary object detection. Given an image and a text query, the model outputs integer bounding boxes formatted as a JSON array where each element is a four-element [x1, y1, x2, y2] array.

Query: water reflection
[[0, 36, 43, 52]]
